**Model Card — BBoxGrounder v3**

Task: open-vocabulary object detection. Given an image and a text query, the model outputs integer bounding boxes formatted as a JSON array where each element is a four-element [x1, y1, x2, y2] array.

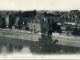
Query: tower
[[41, 17, 49, 33]]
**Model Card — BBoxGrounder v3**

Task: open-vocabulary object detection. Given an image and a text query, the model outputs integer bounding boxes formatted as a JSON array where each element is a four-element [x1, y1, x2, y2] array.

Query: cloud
[[0, 0, 80, 11]]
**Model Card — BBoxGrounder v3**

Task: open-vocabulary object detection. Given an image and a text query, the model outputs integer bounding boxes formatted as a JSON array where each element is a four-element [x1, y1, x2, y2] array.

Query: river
[[0, 36, 80, 55]]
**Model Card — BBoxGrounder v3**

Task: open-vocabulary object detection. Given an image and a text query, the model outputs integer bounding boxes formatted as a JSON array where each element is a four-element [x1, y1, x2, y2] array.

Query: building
[[26, 14, 49, 33], [21, 17, 28, 30], [27, 17, 41, 33], [5, 14, 9, 28], [41, 17, 49, 33], [14, 15, 20, 28]]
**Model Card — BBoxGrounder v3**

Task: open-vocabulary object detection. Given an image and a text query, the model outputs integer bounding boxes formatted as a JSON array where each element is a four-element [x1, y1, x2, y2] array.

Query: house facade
[[26, 15, 49, 33], [27, 17, 41, 33], [41, 17, 49, 33]]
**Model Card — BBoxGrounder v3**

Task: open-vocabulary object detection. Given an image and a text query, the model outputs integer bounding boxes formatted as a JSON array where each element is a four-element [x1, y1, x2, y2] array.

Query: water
[[0, 43, 31, 55], [0, 36, 80, 55]]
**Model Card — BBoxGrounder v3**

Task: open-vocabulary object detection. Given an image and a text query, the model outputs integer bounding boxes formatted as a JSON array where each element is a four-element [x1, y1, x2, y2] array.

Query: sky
[[0, 0, 80, 11]]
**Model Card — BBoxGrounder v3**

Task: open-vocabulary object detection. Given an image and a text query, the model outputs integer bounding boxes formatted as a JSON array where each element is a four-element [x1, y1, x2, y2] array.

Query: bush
[[51, 21, 62, 33], [72, 27, 80, 36]]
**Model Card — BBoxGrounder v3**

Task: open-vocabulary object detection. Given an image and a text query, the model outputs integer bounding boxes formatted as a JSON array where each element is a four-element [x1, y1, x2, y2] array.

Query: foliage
[[72, 27, 80, 36], [25, 27, 29, 31], [39, 33, 58, 53], [43, 12, 60, 17], [66, 26, 71, 31], [22, 10, 37, 17], [9, 14, 15, 28], [51, 21, 62, 33], [39, 33, 53, 52]]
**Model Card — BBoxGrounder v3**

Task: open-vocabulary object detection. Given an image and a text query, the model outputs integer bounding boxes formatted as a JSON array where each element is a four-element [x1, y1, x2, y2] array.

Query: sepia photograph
[[0, 0, 80, 59]]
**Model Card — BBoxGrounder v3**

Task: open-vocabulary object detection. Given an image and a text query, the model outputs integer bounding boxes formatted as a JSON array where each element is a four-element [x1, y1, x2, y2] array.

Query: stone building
[[27, 17, 41, 33], [41, 17, 49, 33], [26, 15, 49, 33], [21, 17, 28, 30]]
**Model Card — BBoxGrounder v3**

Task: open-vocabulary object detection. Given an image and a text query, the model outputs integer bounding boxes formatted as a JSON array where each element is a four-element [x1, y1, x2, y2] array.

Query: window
[[34, 25, 35, 27], [34, 28, 35, 31], [38, 30, 39, 32], [36, 21, 37, 23], [31, 29, 32, 32], [32, 21, 33, 23], [44, 18, 46, 21]]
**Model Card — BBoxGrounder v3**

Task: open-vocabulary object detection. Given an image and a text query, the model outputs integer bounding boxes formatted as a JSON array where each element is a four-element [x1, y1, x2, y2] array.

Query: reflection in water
[[0, 36, 80, 55], [7, 44, 13, 52], [0, 44, 2, 53], [0, 43, 23, 54], [14, 45, 23, 51]]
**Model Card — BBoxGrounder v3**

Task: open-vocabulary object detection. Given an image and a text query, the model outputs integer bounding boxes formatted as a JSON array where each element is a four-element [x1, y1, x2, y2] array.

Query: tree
[[18, 16, 23, 29], [51, 21, 62, 33], [2, 14, 5, 28], [39, 33, 53, 52], [22, 10, 37, 17], [39, 33, 58, 53], [57, 25, 62, 33], [9, 13, 15, 28], [25, 27, 29, 31], [66, 26, 71, 31], [0, 15, 3, 28], [72, 27, 80, 36]]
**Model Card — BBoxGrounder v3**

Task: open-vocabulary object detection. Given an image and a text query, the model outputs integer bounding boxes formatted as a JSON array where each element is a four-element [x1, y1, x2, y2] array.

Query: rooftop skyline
[[0, 0, 80, 11]]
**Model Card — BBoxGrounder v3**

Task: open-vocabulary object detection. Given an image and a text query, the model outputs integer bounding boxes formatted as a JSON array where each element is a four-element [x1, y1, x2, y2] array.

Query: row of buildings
[[0, 11, 50, 33], [0, 10, 80, 34]]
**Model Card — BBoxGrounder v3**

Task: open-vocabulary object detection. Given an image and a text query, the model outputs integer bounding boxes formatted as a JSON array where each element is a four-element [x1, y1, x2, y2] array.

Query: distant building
[[5, 14, 9, 28], [14, 15, 20, 28], [41, 17, 49, 33], [64, 22, 76, 25], [61, 26, 66, 31], [27, 17, 41, 33], [22, 17, 28, 30], [70, 10, 79, 15], [26, 15, 49, 33]]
